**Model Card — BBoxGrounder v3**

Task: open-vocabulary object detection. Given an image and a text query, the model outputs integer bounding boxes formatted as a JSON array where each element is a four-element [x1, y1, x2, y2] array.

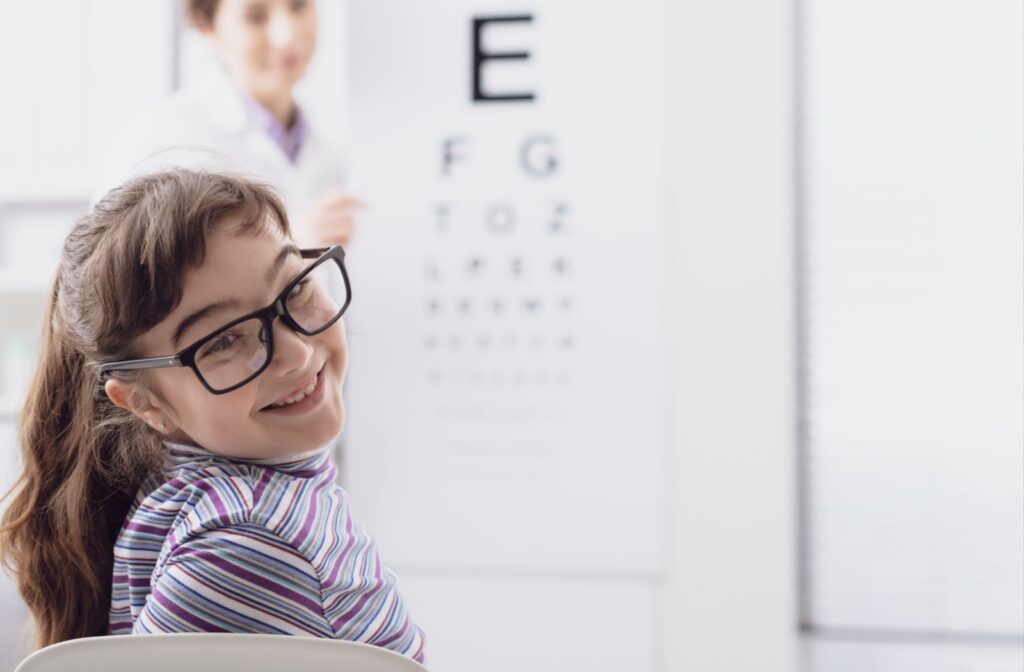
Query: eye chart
[[344, 1, 670, 577]]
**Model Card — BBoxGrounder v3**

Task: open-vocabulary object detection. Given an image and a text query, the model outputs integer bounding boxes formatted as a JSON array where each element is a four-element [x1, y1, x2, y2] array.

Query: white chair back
[[14, 633, 428, 672]]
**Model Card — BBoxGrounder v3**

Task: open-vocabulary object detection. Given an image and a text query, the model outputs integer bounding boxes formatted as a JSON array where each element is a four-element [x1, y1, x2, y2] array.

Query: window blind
[[803, 0, 1023, 639]]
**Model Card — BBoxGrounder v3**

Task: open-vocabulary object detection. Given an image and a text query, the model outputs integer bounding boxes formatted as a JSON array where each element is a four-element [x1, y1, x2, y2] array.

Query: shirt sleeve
[[136, 522, 427, 664], [315, 513, 427, 664], [136, 524, 335, 637]]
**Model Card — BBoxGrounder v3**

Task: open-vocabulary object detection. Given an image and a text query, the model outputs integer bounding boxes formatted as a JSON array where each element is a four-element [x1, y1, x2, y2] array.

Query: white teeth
[[270, 377, 319, 408]]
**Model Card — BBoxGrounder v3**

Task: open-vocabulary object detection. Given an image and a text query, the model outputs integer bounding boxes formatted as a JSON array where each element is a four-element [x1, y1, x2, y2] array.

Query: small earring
[[160, 422, 167, 431]]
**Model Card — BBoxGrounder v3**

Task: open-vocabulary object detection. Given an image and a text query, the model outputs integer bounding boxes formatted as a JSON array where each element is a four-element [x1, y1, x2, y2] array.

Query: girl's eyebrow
[[265, 244, 302, 285], [172, 244, 302, 348], [173, 300, 241, 348]]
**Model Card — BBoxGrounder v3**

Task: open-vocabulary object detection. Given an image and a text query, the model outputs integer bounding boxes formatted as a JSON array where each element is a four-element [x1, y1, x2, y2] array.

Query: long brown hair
[[0, 169, 289, 649]]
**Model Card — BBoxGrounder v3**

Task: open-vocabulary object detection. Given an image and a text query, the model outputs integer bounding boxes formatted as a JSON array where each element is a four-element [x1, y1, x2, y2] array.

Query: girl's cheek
[[205, 401, 247, 442], [198, 395, 243, 432], [316, 323, 345, 354]]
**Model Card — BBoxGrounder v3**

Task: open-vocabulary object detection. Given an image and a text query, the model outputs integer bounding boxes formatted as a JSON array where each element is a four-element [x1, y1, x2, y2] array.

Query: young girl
[[0, 169, 425, 663]]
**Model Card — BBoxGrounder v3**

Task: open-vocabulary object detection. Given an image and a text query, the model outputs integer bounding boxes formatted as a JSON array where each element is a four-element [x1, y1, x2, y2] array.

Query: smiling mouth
[[261, 367, 323, 411]]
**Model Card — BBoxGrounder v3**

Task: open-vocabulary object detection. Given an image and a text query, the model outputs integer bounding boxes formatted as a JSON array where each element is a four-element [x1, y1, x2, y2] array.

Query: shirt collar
[[163, 439, 333, 474], [238, 89, 310, 164]]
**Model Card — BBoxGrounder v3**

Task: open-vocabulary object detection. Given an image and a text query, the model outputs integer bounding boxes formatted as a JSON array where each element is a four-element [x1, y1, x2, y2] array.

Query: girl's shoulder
[[134, 446, 345, 562]]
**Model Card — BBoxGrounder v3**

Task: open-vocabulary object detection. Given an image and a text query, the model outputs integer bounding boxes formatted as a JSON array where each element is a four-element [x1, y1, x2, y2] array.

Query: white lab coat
[[93, 67, 348, 238]]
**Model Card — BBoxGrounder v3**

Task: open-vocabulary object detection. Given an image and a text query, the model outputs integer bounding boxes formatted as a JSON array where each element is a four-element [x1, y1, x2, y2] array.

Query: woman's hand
[[294, 188, 364, 248]]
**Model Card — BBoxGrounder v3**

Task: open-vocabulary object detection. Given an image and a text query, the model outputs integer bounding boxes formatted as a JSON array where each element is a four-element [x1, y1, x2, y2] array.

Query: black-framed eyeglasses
[[98, 246, 351, 394]]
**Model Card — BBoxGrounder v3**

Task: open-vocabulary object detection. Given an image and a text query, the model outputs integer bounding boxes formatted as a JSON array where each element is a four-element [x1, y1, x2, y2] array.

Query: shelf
[[0, 397, 22, 422], [0, 269, 52, 297], [0, 195, 89, 210]]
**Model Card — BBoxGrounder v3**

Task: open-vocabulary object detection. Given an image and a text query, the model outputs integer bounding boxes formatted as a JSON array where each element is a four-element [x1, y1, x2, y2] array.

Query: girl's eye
[[200, 333, 239, 359], [290, 0, 309, 12], [288, 277, 313, 302]]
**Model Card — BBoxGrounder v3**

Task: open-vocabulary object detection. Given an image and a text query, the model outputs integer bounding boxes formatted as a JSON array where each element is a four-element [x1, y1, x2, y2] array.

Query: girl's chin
[[306, 397, 345, 447]]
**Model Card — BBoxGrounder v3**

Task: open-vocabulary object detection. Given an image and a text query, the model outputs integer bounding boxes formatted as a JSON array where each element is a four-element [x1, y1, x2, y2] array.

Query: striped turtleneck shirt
[[109, 441, 426, 665]]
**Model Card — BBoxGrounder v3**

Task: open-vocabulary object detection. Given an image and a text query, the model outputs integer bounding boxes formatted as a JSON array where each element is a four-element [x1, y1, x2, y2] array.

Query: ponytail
[[0, 276, 162, 648]]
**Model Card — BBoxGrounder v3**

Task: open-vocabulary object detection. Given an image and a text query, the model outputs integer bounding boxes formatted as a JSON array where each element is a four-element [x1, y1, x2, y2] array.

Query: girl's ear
[[104, 379, 170, 433]]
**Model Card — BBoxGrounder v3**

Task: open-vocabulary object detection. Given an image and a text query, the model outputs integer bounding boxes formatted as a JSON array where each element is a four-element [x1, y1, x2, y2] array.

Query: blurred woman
[[95, 0, 358, 247]]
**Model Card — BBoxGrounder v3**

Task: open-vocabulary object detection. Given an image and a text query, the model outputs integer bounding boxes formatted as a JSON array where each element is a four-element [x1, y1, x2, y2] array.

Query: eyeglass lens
[[287, 259, 346, 333], [194, 259, 347, 391]]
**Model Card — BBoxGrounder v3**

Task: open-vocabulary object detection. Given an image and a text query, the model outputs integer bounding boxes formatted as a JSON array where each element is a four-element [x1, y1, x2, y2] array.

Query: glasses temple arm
[[98, 356, 182, 377]]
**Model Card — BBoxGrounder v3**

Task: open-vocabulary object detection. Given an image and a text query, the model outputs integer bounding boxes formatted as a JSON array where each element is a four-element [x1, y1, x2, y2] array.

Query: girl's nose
[[269, 318, 314, 377]]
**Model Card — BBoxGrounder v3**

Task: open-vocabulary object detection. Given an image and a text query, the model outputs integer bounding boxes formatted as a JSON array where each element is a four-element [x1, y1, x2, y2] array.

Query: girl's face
[[109, 219, 347, 459], [204, 0, 318, 103]]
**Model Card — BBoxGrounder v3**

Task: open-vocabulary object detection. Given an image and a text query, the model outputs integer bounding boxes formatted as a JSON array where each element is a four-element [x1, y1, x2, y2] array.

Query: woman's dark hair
[[0, 169, 289, 649], [187, 0, 220, 28]]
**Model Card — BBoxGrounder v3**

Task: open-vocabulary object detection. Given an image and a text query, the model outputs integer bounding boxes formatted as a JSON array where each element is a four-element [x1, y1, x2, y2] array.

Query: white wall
[[344, 3, 671, 670], [664, 0, 799, 670]]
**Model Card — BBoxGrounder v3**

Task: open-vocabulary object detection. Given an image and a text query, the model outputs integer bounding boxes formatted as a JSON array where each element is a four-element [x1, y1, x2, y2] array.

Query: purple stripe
[[287, 467, 324, 479], [331, 580, 383, 629], [124, 522, 169, 536], [194, 481, 230, 521], [194, 549, 324, 614], [151, 586, 225, 631], [253, 469, 273, 501], [375, 623, 407, 647]]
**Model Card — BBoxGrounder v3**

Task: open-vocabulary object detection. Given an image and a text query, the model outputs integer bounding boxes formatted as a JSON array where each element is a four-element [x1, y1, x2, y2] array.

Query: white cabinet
[[0, 1, 177, 415], [0, 1, 177, 201]]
